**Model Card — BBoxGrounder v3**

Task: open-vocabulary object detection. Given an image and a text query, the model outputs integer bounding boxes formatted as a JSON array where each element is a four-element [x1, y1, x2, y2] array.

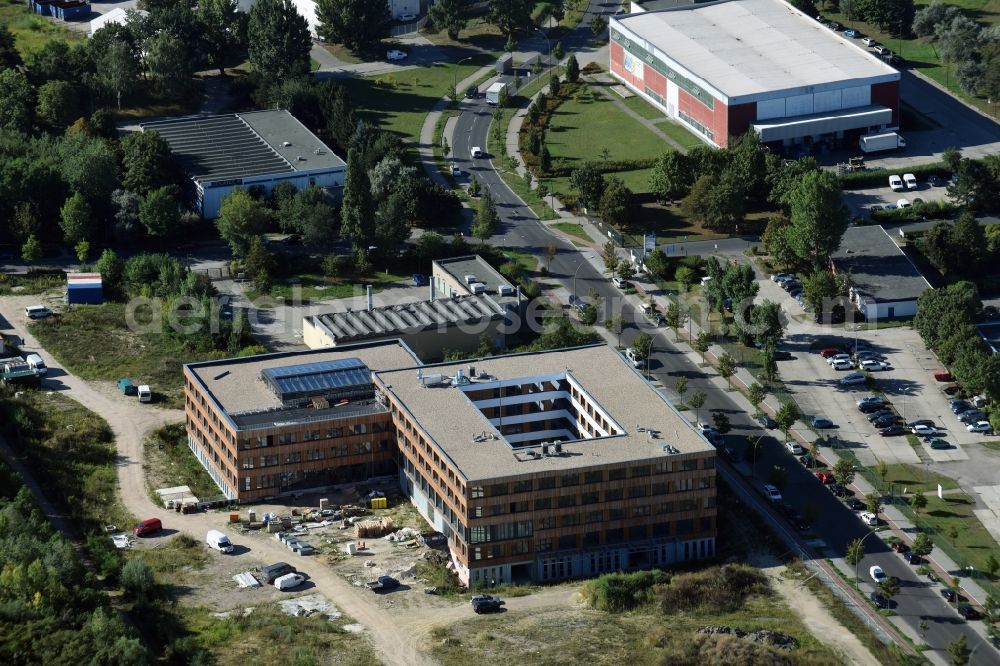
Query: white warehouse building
[[140, 110, 346, 219]]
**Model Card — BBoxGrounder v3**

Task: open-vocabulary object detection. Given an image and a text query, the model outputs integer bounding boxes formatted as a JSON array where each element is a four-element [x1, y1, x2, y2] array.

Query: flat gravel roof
[[375, 345, 713, 481], [831, 226, 932, 303], [615, 0, 898, 99]]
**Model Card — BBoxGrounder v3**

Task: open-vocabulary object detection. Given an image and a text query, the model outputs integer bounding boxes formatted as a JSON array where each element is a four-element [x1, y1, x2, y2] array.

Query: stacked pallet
[[355, 517, 394, 538]]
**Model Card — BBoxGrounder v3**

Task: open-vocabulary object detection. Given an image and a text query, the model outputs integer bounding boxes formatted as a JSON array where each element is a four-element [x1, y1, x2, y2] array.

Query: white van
[[137, 385, 152, 403], [625, 348, 643, 368], [470, 146, 483, 158], [25, 305, 52, 319], [888, 175, 903, 191], [24, 353, 46, 376], [274, 572, 306, 590], [206, 530, 234, 553], [903, 173, 917, 190]]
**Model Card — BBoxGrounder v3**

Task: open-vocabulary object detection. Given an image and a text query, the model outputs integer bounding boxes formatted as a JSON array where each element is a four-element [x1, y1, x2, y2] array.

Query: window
[[631, 465, 651, 478], [534, 497, 552, 511], [703, 457, 715, 469], [682, 460, 698, 471], [354, 441, 372, 455], [536, 538, 552, 553], [474, 506, 483, 518], [678, 478, 693, 491], [510, 501, 529, 513], [676, 519, 694, 535], [699, 477, 712, 489], [488, 483, 508, 497], [561, 473, 579, 487], [605, 488, 623, 502], [539, 517, 556, 530], [557, 495, 577, 509], [512, 479, 532, 493], [350, 423, 368, 435], [652, 522, 670, 537], [561, 514, 579, 527], [537, 477, 556, 490], [326, 427, 344, 438], [609, 468, 626, 481], [584, 470, 603, 484], [580, 492, 599, 505], [473, 547, 483, 561], [655, 460, 671, 474], [605, 528, 624, 544], [679, 499, 697, 512], [628, 486, 646, 499], [278, 432, 296, 445], [558, 534, 577, 550], [628, 525, 647, 540], [303, 430, 320, 441], [582, 531, 599, 547], [512, 541, 530, 555], [608, 508, 625, 520], [655, 502, 674, 514], [651, 482, 669, 496], [488, 504, 507, 516], [632, 505, 650, 518], [471, 486, 484, 499], [586, 510, 603, 523]]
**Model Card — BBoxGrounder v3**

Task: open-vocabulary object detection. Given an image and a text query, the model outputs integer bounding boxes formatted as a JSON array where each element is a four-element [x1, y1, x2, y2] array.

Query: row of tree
[[912, 1, 1000, 99]]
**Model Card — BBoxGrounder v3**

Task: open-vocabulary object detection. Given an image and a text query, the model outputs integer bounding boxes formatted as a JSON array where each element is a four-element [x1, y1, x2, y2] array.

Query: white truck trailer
[[485, 82, 510, 105], [858, 132, 906, 153]]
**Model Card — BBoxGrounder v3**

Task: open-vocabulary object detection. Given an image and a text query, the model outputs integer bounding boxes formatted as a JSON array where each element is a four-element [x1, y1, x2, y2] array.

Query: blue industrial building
[[29, 0, 91, 20], [67, 273, 103, 305]]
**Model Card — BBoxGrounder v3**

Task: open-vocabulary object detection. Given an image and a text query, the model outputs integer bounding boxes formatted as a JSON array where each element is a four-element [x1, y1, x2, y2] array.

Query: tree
[[590, 15, 607, 35], [749, 301, 784, 349], [249, 0, 312, 81], [717, 352, 737, 389], [75, 240, 90, 264], [599, 177, 632, 227], [878, 576, 901, 603], [487, 0, 534, 36], [35, 80, 82, 129], [666, 302, 684, 340], [429, 0, 466, 39], [571, 164, 606, 212], [21, 235, 41, 265], [198, 0, 243, 74], [340, 148, 375, 256], [60, 192, 93, 246], [216, 188, 270, 256], [98, 38, 139, 110], [912, 1, 959, 38], [833, 459, 856, 487], [649, 151, 693, 202], [727, 131, 769, 203], [948, 634, 970, 666], [606, 314, 623, 347], [845, 537, 865, 565], [566, 53, 580, 82], [472, 189, 499, 243], [539, 144, 552, 173], [786, 170, 850, 270], [139, 187, 181, 238], [552, 41, 564, 60], [96, 248, 125, 296], [144, 32, 194, 98], [694, 331, 711, 363], [687, 390, 706, 423], [747, 382, 767, 414], [671, 265, 693, 292], [862, 0, 916, 36], [603, 241, 619, 276], [910, 490, 928, 514], [632, 332, 653, 362], [712, 411, 731, 435], [683, 172, 745, 232], [956, 59, 985, 96], [986, 553, 1000, 577], [316, 0, 391, 52], [674, 377, 689, 400], [618, 261, 635, 282], [121, 558, 155, 603], [289, 185, 338, 247], [244, 236, 276, 282], [0, 68, 35, 134], [911, 531, 933, 558], [775, 401, 800, 439], [803, 270, 840, 317], [876, 458, 889, 485], [865, 491, 882, 516], [121, 131, 175, 196]]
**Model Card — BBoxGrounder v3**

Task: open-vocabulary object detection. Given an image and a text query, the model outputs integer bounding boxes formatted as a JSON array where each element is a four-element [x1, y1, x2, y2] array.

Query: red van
[[134, 518, 162, 537]]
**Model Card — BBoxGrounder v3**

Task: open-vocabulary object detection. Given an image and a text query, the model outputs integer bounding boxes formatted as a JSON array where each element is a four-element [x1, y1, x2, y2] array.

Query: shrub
[[839, 162, 948, 188], [657, 564, 769, 615], [580, 569, 671, 612], [321, 254, 354, 277]]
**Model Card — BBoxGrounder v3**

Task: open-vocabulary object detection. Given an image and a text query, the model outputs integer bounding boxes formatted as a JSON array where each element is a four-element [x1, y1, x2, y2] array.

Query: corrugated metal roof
[[67, 273, 102, 287]]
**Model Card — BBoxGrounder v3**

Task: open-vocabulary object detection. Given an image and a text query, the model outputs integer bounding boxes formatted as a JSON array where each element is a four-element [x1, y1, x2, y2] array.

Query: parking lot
[[841, 178, 951, 217], [757, 278, 979, 467]]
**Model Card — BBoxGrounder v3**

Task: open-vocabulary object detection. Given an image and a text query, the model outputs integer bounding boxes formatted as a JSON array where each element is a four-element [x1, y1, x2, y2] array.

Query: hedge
[[839, 162, 949, 189]]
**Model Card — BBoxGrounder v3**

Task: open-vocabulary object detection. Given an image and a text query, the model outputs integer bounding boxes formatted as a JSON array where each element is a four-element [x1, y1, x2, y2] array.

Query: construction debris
[[233, 572, 261, 588], [355, 517, 394, 538], [384, 527, 420, 542]]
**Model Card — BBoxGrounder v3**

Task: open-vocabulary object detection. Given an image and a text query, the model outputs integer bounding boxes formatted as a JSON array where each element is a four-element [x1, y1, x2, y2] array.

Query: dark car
[[907, 419, 936, 428], [412, 273, 428, 286], [959, 411, 986, 424], [889, 54, 906, 67], [859, 402, 886, 413], [471, 594, 505, 613], [890, 541, 910, 553], [957, 603, 980, 620], [872, 416, 897, 429], [720, 447, 742, 463], [941, 588, 958, 602], [879, 425, 906, 436], [845, 497, 866, 511], [867, 409, 894, 422], [829, 483, 847, 497], [757, 415, 777, 429], [951, 400, 971, 414], [942, 384, 962, 395], [870, 591, 890, 609], [928, 174, 942, 187], [773, 350, 793, 361], [465, 85, 479, 98], [798, 454, 815, 468], [903, 551, 922, 565]]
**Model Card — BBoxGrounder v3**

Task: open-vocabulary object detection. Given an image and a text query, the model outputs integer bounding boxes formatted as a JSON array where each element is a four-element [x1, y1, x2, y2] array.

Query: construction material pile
[[355, 517, 394, 538]]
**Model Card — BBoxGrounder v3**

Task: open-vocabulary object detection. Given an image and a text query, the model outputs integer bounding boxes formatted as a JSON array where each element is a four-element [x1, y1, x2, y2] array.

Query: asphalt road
[[449, 6, 999, 662]]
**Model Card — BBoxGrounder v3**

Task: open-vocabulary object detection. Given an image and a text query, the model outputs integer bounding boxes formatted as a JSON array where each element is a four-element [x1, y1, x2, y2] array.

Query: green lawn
[[421, 16, 506, 51], [257, 270, 412, 303], [916, 493, 1000, 578], [551, 222, 592, 242], [880, 463, 959, 493], [1, 0, 82, 55], [339, 55, 498, 144], [619, 95, 708, 149], [823, 1, 1000, 116], [143, 424, 221, 503]]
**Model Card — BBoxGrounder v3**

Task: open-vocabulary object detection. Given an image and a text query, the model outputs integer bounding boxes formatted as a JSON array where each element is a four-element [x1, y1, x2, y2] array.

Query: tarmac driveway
[[842, 179, 950, 217]]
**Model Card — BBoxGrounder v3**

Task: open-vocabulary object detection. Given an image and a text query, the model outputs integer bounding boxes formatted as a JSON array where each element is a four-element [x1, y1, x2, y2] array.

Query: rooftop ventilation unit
[[282, 141, 292, 147]]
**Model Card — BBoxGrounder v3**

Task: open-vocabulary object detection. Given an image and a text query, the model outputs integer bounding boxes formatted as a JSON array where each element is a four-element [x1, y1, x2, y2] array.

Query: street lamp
[[572, 254, 589, 304], [455, 56, 473, 99], [534, 27, 552, 85], [854, 529, 881, 590], [750, 434, 767, 479]]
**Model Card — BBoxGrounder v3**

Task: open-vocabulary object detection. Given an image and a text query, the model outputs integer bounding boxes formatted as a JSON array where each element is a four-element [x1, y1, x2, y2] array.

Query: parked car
[[612, 277, 628, 289], [398, 13, 416, 21], [950, 399, 971, 414], [820, 347, 842, 358], [720, 447, 742, 462], [890, 541, 910, 553], [844, 28, 858, 37], [368, 575, 400, 592], [775, 275, 798, 286], [879, 425, 906, 436], [903, 551, 922, 565], [860, 402, 887, 413], [841, 373, 867, 386], [451, 165, 462, 176], [770, 272, 794, 282], [870, 591, 890, 609], [942, 384, 962, 395], [117, 378, 137, 396], [889, 54, 906, 67], [896, 198, 911, 208], [928, 174, 942, 187], [812, 417, 834, 429], [889, 174, 904, 191], [873, 44, 888, 54], [826, 354, 851, 365], [957, 603, 980, 620], [757, 415, 777, 429], [798, 453, 815, 467], [959, 411, 985, 425], [929, 437, 951, 450], [869, 565, 887, 583], [862, 37, 878, 46], [845, 497, 866, 511], [786, 441, 804, 454], [856, 395, 885, 407], [911, 425, 938, 437], [25, 305, 52, 319], [859, 359, 890, 371], [941, 588, 958, 602], [903, 173, 918, 189], [386, 49, 407, 61], [471, 594, 505, 613], [763, 484, 782, 502], [860, 511, 878, 526], [134, 517, 162, 537], [815, 471, 834, 484], [866, 409, 894, 422], [907, 419, 936, 428], [872, 416, 897, 428], [831, 359, 855, 371], [829, 483, 847, 497], [968, 421, 993, 434], [274, 572, 306, 590]]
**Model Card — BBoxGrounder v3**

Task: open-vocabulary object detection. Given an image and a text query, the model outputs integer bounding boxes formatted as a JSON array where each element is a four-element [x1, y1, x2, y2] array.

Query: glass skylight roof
[[262, 358, 371, 401]]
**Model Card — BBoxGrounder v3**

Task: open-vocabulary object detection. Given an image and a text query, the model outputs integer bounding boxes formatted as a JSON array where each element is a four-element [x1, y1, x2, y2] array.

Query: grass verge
[[30, 303, 227, 408], [551, 221, 592, 243], [1, 0, 82, 54], [0, 270, 66, 295], [143, 423, 221, 503], [250, 270, 412, 303]]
